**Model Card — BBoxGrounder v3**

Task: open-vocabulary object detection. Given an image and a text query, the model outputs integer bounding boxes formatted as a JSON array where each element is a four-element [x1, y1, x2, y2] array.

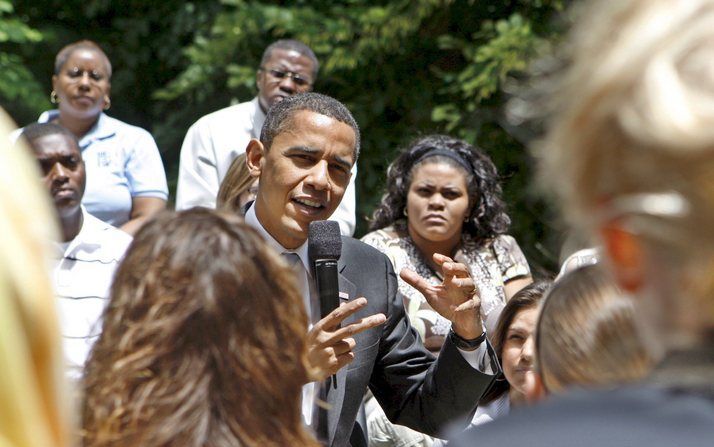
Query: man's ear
[[599, 221, 645, 292], [246, 138, 265, 178]]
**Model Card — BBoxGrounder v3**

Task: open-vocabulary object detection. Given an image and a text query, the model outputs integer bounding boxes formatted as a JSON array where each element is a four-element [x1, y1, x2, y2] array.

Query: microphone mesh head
[[308, 220, 342, 262]]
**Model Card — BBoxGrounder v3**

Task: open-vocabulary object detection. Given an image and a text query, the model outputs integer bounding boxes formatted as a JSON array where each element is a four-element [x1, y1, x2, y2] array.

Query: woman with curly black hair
[[363, 135, 532, 447], [363, 135, 532, 351]]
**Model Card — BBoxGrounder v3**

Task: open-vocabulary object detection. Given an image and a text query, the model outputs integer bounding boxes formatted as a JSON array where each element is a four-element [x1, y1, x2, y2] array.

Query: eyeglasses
[[261, 67, 312, 87]]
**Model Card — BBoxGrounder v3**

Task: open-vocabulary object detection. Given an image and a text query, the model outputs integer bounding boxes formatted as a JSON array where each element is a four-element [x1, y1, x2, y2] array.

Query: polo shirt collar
[[244, 203, 311, 274], [38, 110, 117, 149], [55, 206, 90, 258]]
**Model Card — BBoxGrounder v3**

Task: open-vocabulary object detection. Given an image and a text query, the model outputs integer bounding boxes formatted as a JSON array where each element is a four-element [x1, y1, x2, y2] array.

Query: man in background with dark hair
[[21, 122, 131, 379], [176, 39, 357, 235], [245, 92, 499, 447]]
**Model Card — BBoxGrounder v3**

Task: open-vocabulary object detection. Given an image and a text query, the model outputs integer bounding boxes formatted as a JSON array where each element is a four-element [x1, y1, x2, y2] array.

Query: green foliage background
[[1, 0, 570, 274]]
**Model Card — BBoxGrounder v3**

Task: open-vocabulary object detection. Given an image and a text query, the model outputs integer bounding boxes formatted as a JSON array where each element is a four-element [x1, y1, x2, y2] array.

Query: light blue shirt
[[38, 110, 168, 227]]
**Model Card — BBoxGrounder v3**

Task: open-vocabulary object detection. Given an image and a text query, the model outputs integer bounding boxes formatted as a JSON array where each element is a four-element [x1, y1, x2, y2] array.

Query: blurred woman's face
[[502, 306, 539, 404], [52, 49, 111, 121], [406, 161, 470, 244]]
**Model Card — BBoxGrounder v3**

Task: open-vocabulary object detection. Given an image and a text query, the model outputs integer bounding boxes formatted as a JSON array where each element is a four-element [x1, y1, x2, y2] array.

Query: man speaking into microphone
[[244, 92, 498, 447]]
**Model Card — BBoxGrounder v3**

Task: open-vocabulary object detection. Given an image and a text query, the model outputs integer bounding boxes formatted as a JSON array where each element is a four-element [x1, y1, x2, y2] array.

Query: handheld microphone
[[308, 220, 342, 320]]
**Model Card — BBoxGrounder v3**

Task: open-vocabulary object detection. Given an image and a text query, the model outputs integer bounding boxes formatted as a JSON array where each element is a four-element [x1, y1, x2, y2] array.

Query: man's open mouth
[[293, 197, 325, 209]]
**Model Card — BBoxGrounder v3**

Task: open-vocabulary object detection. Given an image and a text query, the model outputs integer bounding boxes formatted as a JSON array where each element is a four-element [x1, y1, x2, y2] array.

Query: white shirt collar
[[244, 203, 312, 275], [250, 97, 267, 140], [54, 206, 92, 258]]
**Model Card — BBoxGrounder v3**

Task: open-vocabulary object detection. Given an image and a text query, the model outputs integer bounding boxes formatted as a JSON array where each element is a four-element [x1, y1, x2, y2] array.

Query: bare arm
[[119, 197, 166, 235]]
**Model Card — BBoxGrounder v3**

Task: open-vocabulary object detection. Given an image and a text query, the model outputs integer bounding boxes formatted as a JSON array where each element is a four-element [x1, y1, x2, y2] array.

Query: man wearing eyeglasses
[[175, 39, 357, 236]]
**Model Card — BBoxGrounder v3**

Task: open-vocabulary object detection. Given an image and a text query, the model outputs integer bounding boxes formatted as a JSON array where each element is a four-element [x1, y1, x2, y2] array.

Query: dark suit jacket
[[327, 237, 498, 447], [449, 385, 714, 447]]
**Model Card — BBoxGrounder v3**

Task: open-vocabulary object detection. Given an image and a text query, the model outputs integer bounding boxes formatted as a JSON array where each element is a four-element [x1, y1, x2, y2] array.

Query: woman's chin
[[421, 228, 460, 243], [408, 221, 462, 246], [61, 104, 102, 120]]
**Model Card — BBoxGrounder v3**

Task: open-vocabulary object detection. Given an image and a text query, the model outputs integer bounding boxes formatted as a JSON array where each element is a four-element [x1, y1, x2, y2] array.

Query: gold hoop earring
[[403, 208, 408, 217], [50, 90, 58, 104], [103, 96, 111, 111]]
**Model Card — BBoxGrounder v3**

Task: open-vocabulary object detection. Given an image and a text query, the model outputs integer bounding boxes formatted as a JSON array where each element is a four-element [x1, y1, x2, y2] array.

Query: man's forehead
[[267, 49, 313, 69], [310, 113, 339, 127], [279, 49, 305, 60], [277, 111, 356, 153], [32, 135, 80, 156]]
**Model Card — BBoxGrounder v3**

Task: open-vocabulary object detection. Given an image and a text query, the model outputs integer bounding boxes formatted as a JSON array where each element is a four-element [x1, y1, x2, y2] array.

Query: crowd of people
[[1, 0, 713, 446]]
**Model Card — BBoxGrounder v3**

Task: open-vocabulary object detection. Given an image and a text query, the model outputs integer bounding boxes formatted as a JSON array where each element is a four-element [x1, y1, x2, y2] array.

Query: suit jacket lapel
[[325, 266, 356, 446]]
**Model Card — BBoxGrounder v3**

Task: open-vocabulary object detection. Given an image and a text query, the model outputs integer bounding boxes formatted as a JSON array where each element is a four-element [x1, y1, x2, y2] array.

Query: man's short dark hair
[[21, 122, 79, 149], [260, 39, 319, 80], [260, 92, 361, 161]]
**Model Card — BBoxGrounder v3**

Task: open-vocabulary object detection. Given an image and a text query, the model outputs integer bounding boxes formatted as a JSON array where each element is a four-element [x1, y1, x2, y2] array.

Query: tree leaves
[[4, 0, 566, 271], [0, 1, 46, 115]]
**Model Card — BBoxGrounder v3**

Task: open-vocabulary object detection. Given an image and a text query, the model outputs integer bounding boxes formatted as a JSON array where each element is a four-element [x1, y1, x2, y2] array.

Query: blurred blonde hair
[[0, 109, 68, 447], [537, 0, 714, 336], [216, 153, 256, 214], [540, 0, 714, 225], [537, 265, 652, 393]]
